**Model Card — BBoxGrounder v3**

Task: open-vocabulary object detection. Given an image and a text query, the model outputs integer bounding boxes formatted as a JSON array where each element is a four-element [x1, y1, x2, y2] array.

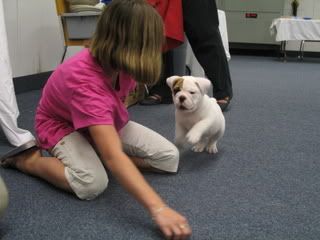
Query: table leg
[[299, 40, 305, 60], [279, 41, 283, 59], [280, 41, 287, 62]]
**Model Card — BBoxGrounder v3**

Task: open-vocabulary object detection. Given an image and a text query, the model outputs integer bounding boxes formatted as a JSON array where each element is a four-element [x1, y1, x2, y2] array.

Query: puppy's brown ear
[[166, 76, 180, 88], [195, 77, 212, 94]]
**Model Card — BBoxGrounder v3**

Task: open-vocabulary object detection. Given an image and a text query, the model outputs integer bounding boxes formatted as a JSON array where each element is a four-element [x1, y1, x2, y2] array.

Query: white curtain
[[0, 0, 34, 146]]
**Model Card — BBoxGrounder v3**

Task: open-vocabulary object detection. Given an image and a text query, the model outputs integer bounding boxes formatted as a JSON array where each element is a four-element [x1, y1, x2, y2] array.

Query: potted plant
[[291, 0, 299, 17]]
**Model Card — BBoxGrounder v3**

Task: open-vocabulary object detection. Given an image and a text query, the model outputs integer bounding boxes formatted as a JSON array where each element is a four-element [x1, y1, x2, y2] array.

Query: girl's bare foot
[[0, 147, 41, 173], [1, 140, 38, 169], [0, 156, 18, 168]]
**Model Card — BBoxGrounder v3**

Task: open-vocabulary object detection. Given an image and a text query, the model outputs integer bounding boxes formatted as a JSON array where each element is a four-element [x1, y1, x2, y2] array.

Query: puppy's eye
[[173, 88, 180, 95], [189, 91, 195, 94]]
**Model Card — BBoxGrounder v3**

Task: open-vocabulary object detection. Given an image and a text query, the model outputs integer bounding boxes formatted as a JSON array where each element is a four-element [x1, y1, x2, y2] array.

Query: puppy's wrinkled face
[[167, 76, 206, 112]]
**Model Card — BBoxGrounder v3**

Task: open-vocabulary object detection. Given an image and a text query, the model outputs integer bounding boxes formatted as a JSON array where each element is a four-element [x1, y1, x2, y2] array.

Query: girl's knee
[[167, 146, 179, 172], [66, 168, 109, 200], [151, 144, 180, 173], [168, 145, 179, 165]]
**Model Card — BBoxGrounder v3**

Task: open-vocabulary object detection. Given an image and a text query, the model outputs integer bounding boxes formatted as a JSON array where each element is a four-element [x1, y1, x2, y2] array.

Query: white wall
[[283, 0, 320, 51], [3, 0, 81, 77], [283, 0, 320, 18]]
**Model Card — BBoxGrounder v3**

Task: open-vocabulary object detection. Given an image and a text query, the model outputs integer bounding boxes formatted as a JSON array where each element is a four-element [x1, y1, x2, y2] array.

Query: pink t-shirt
[[35, 49, 136, 149]]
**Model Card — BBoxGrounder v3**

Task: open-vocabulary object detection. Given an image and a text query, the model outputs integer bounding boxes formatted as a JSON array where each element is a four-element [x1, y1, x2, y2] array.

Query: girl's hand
[[151, 206, 192, 240]]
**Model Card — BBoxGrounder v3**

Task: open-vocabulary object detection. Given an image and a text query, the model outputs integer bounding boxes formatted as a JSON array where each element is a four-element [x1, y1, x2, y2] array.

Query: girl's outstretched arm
[[89, 125, 191, 239]]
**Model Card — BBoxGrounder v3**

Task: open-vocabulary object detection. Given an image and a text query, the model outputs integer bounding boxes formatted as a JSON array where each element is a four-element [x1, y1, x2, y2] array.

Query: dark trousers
[[149, 0, 233, 101], [183, 0, 233, 100], [149, 51, 175, 103]]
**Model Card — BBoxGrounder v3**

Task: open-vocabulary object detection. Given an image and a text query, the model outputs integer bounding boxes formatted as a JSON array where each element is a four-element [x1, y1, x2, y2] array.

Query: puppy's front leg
[[175, 123, 187, 148], [186, 119, 212, 145]]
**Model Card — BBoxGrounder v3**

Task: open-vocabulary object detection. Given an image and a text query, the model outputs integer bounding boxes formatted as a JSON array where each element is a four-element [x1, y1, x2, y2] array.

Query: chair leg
[[280, 41, 287, 62], [60, 46, 68, 64]]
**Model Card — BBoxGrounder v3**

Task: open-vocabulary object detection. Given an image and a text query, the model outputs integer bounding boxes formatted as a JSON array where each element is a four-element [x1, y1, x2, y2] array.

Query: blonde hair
[[90, 0, 164, 85]]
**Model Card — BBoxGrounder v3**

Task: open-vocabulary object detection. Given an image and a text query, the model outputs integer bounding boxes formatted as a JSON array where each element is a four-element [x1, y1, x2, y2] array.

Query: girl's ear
[[194, 77, 212, 94], [166, 76, 180, 88]]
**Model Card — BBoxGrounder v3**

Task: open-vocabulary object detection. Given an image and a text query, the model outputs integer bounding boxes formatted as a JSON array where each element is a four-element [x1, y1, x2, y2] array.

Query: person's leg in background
[[182, 0, 233, 111], [0, 175, 8, 217], [141, 0, 186, 105], [140, 51, 174, 105], [0, 0, 35, 147], [140, 41, 188, 105]]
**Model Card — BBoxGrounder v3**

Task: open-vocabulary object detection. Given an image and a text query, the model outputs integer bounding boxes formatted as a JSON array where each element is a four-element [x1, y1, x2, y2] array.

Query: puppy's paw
[[174, 139, 184, 149], [174, 135, 186, 148], [186, 132, 201, 145], [191, 142, 206, 152], [206, 143, 218, 154]]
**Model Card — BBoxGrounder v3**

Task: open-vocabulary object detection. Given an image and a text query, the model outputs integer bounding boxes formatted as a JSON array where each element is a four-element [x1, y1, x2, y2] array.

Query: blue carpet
[[0, 56, 320, 240]]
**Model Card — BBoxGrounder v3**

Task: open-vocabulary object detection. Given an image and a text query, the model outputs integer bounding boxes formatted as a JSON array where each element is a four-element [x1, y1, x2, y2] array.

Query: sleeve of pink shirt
[[70, 84, 115, 130]]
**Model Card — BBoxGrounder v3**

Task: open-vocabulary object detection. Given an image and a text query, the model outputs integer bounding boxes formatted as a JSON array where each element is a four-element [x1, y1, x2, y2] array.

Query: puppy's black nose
[[179, 96, 186, 102]]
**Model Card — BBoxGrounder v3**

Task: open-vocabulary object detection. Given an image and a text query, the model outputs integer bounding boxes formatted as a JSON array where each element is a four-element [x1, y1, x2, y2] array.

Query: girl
[[1, 0, 191, 239]]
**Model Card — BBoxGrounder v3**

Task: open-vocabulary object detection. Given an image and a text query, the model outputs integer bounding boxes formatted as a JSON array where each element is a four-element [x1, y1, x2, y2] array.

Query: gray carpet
[[0, 55, 320, 240]]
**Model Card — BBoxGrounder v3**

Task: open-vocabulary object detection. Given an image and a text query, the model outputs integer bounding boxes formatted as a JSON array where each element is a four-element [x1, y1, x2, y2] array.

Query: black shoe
[[139, 94, 172, 105]]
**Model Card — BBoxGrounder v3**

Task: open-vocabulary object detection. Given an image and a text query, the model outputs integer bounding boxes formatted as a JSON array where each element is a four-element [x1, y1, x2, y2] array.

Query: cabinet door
[[220, 0, 284, 44], [226, 12, 280, 44]]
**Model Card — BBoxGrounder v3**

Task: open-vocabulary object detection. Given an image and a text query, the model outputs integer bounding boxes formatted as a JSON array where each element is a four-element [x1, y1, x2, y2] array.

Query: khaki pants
[[0, 176, 8, 217], [51, 121, 179, 200]]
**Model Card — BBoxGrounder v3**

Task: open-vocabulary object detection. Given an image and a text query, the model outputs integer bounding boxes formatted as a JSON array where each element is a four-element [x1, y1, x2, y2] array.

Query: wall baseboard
[[13, 71, 52, 94], [230, 43, 320, 58]]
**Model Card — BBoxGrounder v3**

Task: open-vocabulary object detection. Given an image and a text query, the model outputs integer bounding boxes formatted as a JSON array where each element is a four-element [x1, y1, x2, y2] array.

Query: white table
[[186, 10, 230, 78], [270, 17, 320, 60]]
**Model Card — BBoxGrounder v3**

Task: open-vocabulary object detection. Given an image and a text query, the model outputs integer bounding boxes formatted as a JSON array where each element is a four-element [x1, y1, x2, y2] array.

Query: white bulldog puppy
[[166, 76, 225, 154]]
